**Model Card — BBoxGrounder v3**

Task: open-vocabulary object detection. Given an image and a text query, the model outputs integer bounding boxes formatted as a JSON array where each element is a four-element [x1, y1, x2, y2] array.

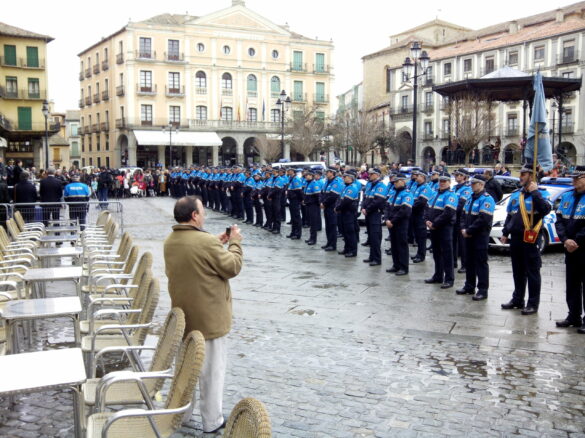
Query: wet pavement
[[1, 196, 585, 437]]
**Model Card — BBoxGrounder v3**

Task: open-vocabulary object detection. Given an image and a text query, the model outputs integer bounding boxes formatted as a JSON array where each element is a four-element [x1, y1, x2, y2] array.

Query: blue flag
[[262, 99, 266, 121], [524, 72, 553, 172]]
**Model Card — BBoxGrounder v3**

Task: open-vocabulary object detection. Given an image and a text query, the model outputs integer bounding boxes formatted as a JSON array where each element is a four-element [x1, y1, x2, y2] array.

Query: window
[[293, 81, 303, 101], [96, 134, 100, 152], [485, 56, 495, 74], [139, 37, 152, 58], [197, 43, 205, 52], [95, 52, 100, 65], [247, 74, 257, 95], [315, 53, 325, 72], [221, 72, 232, 89], [97, 157, 101, 167], [104, 47, 108, 60], [248, 47, 256, 57], [168, 40, 180, 60], [316, 111, 325, 121], [425, 66, 433, 84], [3, 45, 16, 66], [442, 119, 449, 134], [562, 108, 573, 127], [71, 124, 78, 136], [71, 141, 79, 156], [562, 71, 574, 78], [81, 137, 85, 153], [424, 121, 433, 135], [443, 62, 452, 76], [26, 46, 39, 68], [106, 156, 110, 167], [195, 71, 207, 88], [17, 107, 32, 130], [508, 51, 518, 65], [5, 77, 17, 97], [169, 106, 181, 125], [270, 109, 280, 123], [292, 51, 303, 70], [425, 92, 432, 109], [27, 78, 39, 98], [140, 105, 152, 126], [248, 108, 257, 122], [562, 40, 575, 62], [463, 59, 472, 72], [507, 114, 518, 133], [534, 45, 545, 61], [272, 50, 279, 59], [195, 106, 207, 121], [316, 82, 325, 102], [168, 72, 180, 93], [223, 45, 231, 55], [401, 95, 409, 110], [221, 107, 233, 121], [386, 68, 392, 92], [271, 76, 281, 95]]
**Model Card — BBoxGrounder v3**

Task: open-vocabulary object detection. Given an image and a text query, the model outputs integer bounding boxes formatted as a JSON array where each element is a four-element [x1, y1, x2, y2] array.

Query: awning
[[133, 130, 222, 147]]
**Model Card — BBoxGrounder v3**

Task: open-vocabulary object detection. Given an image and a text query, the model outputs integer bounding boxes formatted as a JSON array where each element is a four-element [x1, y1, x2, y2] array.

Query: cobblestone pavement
[[1, 196, 585, 438]]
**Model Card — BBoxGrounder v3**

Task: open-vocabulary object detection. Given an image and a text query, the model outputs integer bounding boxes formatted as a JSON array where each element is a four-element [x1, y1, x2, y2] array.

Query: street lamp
[[551, 101, 557, 152], [42, 100, 49, 170], [162, 123, 179, 167], [402, 42, 431, 163], [276, 90, 291, 160]]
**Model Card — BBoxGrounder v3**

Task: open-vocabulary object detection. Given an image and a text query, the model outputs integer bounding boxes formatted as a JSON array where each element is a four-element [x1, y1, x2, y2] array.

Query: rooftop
[[0, 21, 53, 42]]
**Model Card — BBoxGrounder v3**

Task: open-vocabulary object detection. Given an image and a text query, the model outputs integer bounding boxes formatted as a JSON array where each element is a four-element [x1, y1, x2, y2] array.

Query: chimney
[[556, 8, 564, 23], [509, 20, 518, 34]]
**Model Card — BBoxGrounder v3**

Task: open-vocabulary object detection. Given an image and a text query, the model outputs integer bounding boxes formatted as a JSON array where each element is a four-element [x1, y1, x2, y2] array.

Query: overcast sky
[[4, 0, 565, 113]]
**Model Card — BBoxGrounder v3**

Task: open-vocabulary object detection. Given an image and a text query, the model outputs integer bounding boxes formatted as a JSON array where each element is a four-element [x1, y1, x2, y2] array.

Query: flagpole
[[531, 104, 539, 225]]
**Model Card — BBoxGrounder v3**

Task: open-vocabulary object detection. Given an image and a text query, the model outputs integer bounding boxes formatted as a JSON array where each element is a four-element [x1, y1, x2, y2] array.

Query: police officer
[[335, 170, 360, 257], [428, 170, 440, 191], [242, 169, 255, 224], [286, 168, 304, 240], [269, 168, 285, 234], [262, 171, 274, 231], [280, 168, 289, 222], [500, 164, 551, 315], [63, 173, 91, 230], [385, 173, 413, 275], [321, 167, 344, 251], [453, 169, 472, 273], [424, 174, 458, 288], [252, 171, 264, 227], [361, 168, 387, 266], [555, 166, 585, 331], [411, 171, 434, 263], [456, 175, 495, 300], [304, 170, 322, 245]]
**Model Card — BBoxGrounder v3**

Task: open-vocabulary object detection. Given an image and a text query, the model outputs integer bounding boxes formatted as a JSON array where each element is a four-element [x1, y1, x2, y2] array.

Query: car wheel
[[537, 231, 549, 254]]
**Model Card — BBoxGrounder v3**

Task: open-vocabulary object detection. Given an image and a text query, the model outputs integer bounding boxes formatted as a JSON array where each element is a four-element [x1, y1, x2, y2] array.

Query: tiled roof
[[65, 110, 80, 120], [0, 21, 53, 42], [138, 14, 198, 26], [49, 134, 68, 147]]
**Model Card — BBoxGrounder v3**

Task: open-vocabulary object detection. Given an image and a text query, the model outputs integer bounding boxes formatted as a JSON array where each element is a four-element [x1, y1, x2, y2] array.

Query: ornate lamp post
[[276, 90, 291, 160], [402, 42, 431, 163], [162, 123, 179, 167], [42, 100, 49, 169]]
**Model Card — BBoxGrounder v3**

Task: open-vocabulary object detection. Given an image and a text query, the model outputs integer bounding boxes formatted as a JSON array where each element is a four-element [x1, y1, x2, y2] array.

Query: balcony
[[247, 91, 258, 98], [115, 118, 126, 128], [100, 122, 109, 132], [560, 122, 574, 134], [79, 98, 85, 108], [165, 85, 185, 97], [85, 68, 91, 78], [0, 87, 46, 100], [79, 71, 84, 81], [116, 53, 124, 64], [136, 84, 157, 96], [93, 64, 100, 74], [93, 93, 100, 103], [423, 77, 434, 87], [290, 63, 308, 73], [91, 124, 99, 133], [271, 91, 280, 98], [136, 50, 156, 61], [292, 93, 307, 103], [423, 132, 435, 141], [196, 87, 207, 95], [101, 90, 109, 101], [313, 94, 329, 104], [423, 103, 434, 113], [102, 60, 109, 71], [84, 96, 92, 106], [164, 52, 185, 62], [116, 85, 125, 96], [440, 131, 450, 140], [0, 56, 45, 69], [557, 51, 579, 66], [187, 119, 282, 132], [141, 119, 153, 127], [505, 127, 519, 137], [221, 88, 233, 96], [313, 64, 330, 74]]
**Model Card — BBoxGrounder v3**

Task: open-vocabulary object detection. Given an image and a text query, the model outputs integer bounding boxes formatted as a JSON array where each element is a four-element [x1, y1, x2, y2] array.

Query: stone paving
[[1, 196, 585, 437]]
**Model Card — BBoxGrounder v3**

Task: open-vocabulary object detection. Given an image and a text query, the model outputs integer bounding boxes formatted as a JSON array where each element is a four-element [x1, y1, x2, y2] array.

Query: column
[[158, 145, 166, 168], [212, 145, 219, 166], [127, 133, 137, 166], [185, 146, 193, 166], [236, 140, 244, 165], [284, 142, 290, 161]]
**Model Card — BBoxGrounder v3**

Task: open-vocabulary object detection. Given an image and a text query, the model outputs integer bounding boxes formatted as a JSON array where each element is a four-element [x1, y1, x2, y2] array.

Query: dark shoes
[[323, 246, 336, 252], [501, 300, 524, 310], [555, 318, 582, 328], [457, 268, 466, 274], [344, 252, 357, 258], [385, 249, 392, 255], [271, 230, 280, 234], [412, 258, 424, 263], [363, 259, 372, 263], [306, 240, 316, 246], [361, 242, 370, 247], [577, 328, 585, 334], [395, 270, 408, 276], [290, 236, 301, 240], [286, 234, 294, 238], [424, 278, 442, 284], [472, 293, 488, 301], [369, 261, 381, 266], [440, 282, 454, 289], [521, 306, 538, 315], [386, 267, 398, 273], [456, 288, 474, 295], [338, 250, 346, 255]]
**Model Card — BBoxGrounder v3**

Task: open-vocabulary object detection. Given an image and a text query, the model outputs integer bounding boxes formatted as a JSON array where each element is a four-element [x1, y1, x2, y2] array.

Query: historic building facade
[[77, 0, 334, 168]]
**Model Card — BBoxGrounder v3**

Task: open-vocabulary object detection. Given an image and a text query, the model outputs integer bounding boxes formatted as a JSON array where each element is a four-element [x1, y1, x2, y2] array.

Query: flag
[[237, 103, 241, 122], [245, 97, 249, 121], [524, 72, 553, 172], [219, 98, 223, 119], [262, 99, 266, 121]]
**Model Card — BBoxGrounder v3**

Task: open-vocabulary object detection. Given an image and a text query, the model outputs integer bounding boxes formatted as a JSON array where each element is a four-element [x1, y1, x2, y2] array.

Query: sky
[[3, 0, 566, 113]]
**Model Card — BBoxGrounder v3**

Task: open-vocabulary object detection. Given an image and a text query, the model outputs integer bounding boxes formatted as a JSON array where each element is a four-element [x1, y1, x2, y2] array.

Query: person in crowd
[[97, 167, 113, 208], [335, 170, 361, 258], [452, 169, 472, 273], [385, 173, 413, 275], [321, 167, 344, 252], [164, 196, 243, 434], [411, 171, 433, 263], [484, 169, 503, 202], [14, 171, 37, 222], [361, 168, 387, 266], [39, 167, 63, 227], [286, 168, 304, 240], [64, 173, 91, 230]]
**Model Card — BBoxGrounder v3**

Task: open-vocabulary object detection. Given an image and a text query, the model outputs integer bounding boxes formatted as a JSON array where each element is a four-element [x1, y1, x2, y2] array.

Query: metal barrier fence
[[0, 201, 124, 234]]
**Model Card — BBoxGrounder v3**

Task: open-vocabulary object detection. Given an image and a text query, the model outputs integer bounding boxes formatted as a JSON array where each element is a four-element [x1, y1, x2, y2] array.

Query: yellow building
[[0, 21, 56, 167], [78, 0, 334, 168]]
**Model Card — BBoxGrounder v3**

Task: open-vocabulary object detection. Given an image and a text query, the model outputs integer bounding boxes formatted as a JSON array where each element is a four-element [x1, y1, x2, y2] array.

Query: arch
[[243, 137, 261, 165], [219, 136, 237, 166], [271, 76, 280, 94], [221, 72, 232, 89], [397, 131, 411, 164], [117, 134, 129, 167], [421, 146, 436, 171], [247, 74, 257, 92], [556, 142, 577, 164], [503, 143, 521, 165], [195, 70, 206, 88]]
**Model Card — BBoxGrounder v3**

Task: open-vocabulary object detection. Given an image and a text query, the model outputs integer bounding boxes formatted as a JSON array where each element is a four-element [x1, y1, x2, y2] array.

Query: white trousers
[[184, 334, 228, 432]]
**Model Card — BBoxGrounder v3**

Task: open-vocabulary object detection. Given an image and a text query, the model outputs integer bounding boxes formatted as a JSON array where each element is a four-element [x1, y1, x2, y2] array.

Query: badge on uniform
[[563, 201, 570, 209], [512, 199, 517, 206], [484, 202, 491, 209], [449, 197, 455, 203]]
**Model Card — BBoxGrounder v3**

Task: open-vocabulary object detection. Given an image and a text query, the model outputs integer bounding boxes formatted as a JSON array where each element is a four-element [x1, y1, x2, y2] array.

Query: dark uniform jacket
[[485, 177, 503, 202], [40, 176, 64, 203], [14, 181, 37, 204], [502, 188, 551, 237]]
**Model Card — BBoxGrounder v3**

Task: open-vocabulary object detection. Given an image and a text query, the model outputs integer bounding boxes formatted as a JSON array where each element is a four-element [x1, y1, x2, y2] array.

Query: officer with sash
[[361, 168, 388, 266], [286, 168, 304, 240], [555, 166, 585, 332], [385, 173, 413, 275], [321, 167, 344, 251], [411, 171, 434, 263], [500, 163, 551, 315], [453, 169, 473, 273], [335, 170, 361, 257], [252, 171, 264, 227], [456, 174, 495, 301], [424, 174, 458, 288]]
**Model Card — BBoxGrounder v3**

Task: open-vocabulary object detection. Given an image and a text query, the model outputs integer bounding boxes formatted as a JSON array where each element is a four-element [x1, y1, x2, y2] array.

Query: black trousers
[[243, 196, 254, 222], [201, 187, 208, 207], [220, 191, 228, 212], [280, 193, 287, 221], [42, 204, 60, 227], [390, 220, 409, 271], [430, 225, 454, 283], [289, 198, 302, 237], [232, 188, 244, 218], [413, 213, 427, 260], [453, 221, 466, 269], [253, 198, 263, 225], [69, 207, 88, 231], [301, 204, 309, 226], [324, 206, 337, 248], [463, 234, 489, 293], [341, 210, 358, 254], [271, 192, 282, 232], [307, 202, 321, 241], [510, 235, 542, 308], [366, 212, 382, 263], [565, 245, 585, 322], [263, 196, 273, 228]]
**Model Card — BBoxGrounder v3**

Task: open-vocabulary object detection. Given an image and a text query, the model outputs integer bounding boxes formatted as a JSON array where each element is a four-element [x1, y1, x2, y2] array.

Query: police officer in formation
[[554, 166, 585, 332], [303, 169, 324, 245], [321, 167, 344, 251], [385, 173, 413, 275], [452, 169, 472, 273], [361, 168, 388, 266], [456, 174, 495, 300], [336, 170, 361, 257], [500, 163, 551, 315], [411, 171, 433, 263]]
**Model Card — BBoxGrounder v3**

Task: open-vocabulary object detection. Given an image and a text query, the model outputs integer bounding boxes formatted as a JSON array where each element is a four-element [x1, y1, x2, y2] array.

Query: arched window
[[195, 106, 207, 121], [247, 74, 257, 96], [195, 71, 206, 88], [271, 76, 280, 96], [221, 73, 232, 89], [221, 106, 233, 121], [248, 108, 257, 122]]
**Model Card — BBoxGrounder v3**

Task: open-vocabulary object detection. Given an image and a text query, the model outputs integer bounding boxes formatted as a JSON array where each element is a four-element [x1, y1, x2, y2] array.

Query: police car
[[489, 177, 573, 253]]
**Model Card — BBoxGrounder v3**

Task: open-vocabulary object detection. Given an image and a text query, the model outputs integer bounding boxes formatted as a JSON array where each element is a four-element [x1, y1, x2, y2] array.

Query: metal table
[[36, 247, 83, 268], [40, 234, 79, 246], [23, 266, 83, 298], [0, 348, 86, 437], [2, 296, 82, 354], [45, 226, 80, 234]]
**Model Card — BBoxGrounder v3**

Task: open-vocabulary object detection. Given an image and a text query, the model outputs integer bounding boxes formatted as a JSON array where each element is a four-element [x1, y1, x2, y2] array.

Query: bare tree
[[253, 136, 281, 163], [286, 106, 326, 161]]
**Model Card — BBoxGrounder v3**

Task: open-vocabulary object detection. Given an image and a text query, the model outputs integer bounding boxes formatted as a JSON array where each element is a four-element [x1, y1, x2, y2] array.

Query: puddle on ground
[[289, 309, 316, 316], [313, 283, 347, 289]]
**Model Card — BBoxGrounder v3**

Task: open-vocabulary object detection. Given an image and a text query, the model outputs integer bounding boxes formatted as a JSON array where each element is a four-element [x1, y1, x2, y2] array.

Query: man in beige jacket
[[164, 196, 243, 433]]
